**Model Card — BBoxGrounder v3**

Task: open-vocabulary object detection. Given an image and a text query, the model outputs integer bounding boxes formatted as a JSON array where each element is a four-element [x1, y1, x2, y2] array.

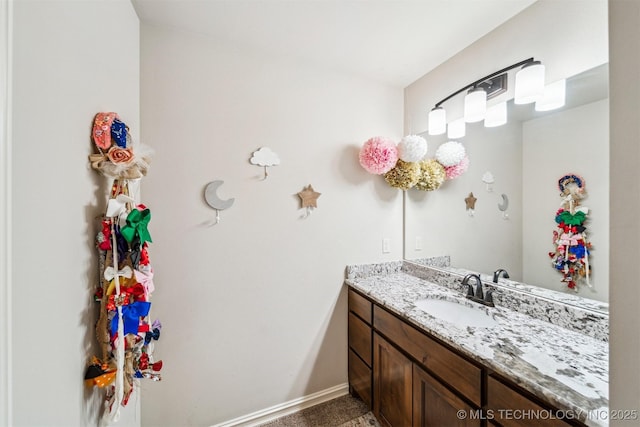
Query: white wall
[[609, 0, 640, 424], [9, 1, 139, 425], [139, 23, 403, 426], [523, 100, 609, 301], [404, 0, 608, 286]]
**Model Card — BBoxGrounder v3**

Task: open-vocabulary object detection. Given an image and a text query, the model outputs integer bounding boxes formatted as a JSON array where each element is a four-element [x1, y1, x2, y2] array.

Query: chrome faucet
[[461, 274, 496, 307], [493, 268, 510, 283]]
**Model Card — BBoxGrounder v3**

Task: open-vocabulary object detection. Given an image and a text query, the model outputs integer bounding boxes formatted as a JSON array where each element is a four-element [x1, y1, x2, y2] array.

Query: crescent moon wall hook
[[498, 193, 509, 211], [498, 193, 509, 219], [204, 180, 235, 226], [204, 180, 235, 211]]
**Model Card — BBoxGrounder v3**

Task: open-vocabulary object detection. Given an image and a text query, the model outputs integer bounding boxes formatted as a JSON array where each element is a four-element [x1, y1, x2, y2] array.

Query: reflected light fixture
[[535, 78, 566, 111], [447, 117, 466, 139], [514, 61, 545, 104], [464, 88, 487, 123], [427, 58, 545, 138], [428, 107, 446, 135], [484, 101, 507, 128]]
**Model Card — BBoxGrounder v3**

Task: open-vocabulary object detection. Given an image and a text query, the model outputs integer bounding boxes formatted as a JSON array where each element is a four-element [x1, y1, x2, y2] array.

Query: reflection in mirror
[[404, 64, 609, 308]]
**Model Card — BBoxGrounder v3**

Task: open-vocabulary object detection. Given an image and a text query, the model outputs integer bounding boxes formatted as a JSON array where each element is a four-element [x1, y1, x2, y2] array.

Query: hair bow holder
[[204, 180, 235, 226]]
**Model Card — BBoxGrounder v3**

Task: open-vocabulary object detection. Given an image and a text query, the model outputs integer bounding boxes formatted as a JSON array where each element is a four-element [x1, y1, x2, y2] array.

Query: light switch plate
[[382, 238, 391, 254], [415, 236, 423, 251]]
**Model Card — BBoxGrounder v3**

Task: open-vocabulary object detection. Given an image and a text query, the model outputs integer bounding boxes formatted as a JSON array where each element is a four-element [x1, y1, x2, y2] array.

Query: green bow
[[556, 210, 586, 226], [121, 208, 152, 244]]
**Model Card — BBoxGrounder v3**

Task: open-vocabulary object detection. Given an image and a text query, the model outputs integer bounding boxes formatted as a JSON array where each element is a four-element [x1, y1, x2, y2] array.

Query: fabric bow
[[135, 268, 155, 297], [106, 194, 135, 219], [106, 289, 132, 311], [124, 283, 147, 302], [121, 208, 152, 244], [558, 233, 581, 246], [84, 356, 117, 388], [110, 301, 151, 337], [104, 265, 133, 282], [145, 328, 161, 344], [111, 118, 128, 148], [138, 353, 163, 371], [555, 210, 586, 226]]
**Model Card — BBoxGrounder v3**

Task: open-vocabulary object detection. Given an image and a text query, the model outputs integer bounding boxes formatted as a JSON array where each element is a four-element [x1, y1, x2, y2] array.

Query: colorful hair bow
[[559, 233, 582, 246], [124, 283, 147, 302], [140, 244, 150, 266], [135, 268, 155, 298], [106, 289, 132, 311], [110, 301, 151, 337], [137, 353, 163, 371], [104, 265, 133, 282], [121, 208, 152, 244], [92, 112, 118, 150], [111, 118, 128, 148], [555, 210, 586, 226], [145, 328, 161, 345], [84, 357, 117, 388], [106, 194, 135, 219]]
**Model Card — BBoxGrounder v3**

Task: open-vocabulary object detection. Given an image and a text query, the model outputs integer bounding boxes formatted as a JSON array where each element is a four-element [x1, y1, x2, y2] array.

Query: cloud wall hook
[[250, 147, 280, 180], [482, 171, 495, 192]]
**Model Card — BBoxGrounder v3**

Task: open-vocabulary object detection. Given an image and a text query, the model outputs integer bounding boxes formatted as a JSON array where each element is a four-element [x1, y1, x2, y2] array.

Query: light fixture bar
[[433, 58, 536, 108]]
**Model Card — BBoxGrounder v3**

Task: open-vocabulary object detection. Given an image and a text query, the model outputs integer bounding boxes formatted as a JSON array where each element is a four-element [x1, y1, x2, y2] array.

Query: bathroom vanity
[[345, 261, 608, 427]]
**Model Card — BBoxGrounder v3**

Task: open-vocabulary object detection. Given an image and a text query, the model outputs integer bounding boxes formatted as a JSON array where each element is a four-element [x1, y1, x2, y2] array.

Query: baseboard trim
[[210, 383, 350, 427]]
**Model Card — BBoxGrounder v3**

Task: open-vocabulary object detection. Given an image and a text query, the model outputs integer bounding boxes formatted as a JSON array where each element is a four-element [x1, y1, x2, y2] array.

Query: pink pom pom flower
[[444, 155, 469, 179], [359, 137, 398, 175]]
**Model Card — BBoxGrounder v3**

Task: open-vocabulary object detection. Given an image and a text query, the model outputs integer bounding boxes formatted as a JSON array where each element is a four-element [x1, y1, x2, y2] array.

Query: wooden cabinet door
[[373, 333, 413, 427], [413, 365, 480, 427], [487, 376, 572, 426]]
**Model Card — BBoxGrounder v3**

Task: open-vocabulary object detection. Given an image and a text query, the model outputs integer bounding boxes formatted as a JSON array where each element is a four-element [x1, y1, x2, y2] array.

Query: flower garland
[[548, 174, 592, 290], [359, 135, 468, 190], [84, 113, 162, 424]]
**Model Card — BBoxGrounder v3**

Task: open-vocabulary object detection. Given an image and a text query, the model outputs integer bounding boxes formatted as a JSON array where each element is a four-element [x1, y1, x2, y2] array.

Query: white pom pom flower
[[435, 141, 466, 167], [397, 135, 428, 162]]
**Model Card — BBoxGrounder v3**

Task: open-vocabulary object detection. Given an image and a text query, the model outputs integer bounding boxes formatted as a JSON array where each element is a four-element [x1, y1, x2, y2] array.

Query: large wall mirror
[[402, 0, 609, 310]]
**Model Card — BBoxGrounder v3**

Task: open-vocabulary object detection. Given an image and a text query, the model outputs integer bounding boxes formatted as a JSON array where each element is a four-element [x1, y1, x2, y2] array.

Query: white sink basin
[[414, 298, 498, 329]]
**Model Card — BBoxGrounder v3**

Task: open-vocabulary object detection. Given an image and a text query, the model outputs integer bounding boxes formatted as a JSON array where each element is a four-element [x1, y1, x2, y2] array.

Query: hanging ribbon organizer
[[85, 112, 163, 424], [549, 174, 592, 290]]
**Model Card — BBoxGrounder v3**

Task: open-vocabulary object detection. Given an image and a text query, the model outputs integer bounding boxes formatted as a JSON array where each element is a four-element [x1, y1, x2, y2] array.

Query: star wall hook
[[465, 192, 477, 217], [298, 184, 321, 218]]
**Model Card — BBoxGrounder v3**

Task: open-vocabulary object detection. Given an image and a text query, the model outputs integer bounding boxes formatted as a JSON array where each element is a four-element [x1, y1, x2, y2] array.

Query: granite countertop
[[346, 270, 609, 427]]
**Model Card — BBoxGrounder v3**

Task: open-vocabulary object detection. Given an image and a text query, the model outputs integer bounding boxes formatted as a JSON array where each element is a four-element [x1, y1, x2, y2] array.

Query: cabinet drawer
[[349, 312, 372, 366], [374, 305, 482, 406], [487, 376, 572, 427], [349, 289, 372, 324], [349, 349, 372, 408]]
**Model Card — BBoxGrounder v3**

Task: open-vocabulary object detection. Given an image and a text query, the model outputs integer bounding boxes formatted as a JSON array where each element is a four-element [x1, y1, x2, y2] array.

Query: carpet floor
[[257, 395, 380, 427]]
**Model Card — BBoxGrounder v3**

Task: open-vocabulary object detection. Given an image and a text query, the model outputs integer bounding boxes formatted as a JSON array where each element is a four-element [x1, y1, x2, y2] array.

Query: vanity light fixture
[[428, 106, 446, 135], [535, 78, 566, 112], [427, 58, 546, 136], [514, 61, 545, 104], [484, 101, 507, 128], [464, 87, 487, 123], [447, 117, 466, 139]]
